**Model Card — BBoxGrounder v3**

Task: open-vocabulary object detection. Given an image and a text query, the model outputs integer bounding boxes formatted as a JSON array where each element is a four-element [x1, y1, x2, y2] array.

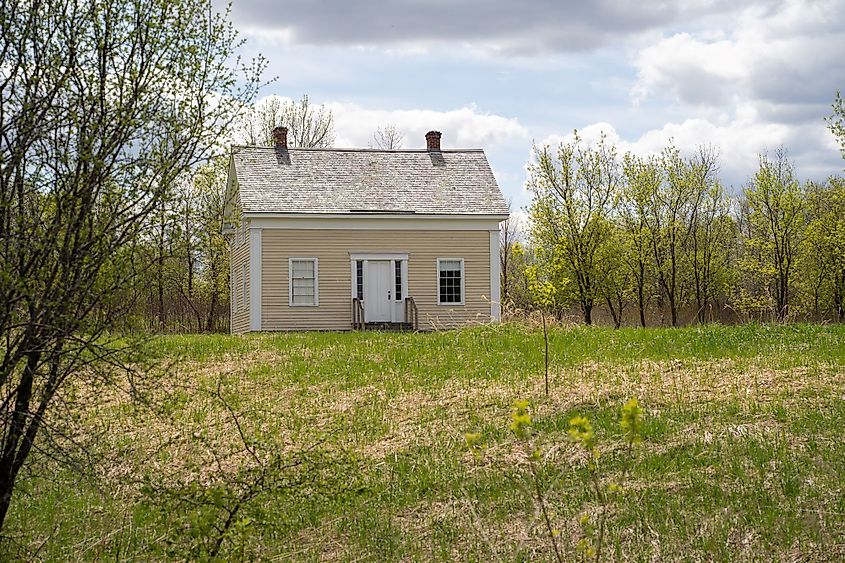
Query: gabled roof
[[230, 146, 509, 216]]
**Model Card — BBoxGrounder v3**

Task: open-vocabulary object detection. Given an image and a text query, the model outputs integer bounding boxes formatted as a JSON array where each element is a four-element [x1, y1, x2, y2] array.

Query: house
[[223, 127, 509, 333]]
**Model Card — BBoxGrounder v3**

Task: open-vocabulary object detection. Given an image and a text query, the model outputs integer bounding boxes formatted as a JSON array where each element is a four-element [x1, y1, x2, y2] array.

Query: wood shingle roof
[[231, 146, 508, 216]]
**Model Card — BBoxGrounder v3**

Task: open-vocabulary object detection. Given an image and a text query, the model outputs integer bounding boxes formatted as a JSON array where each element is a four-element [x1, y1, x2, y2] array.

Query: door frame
[[349, 252, 409, 323]]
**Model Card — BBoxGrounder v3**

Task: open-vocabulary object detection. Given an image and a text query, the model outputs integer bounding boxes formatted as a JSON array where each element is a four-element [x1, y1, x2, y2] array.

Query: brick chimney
[[272, 126, 288, 149], [425, 130, 442, 151]]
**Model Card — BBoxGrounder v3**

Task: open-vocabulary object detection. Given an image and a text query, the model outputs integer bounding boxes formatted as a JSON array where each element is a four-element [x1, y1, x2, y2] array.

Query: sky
[[225, 0, 845, 214]]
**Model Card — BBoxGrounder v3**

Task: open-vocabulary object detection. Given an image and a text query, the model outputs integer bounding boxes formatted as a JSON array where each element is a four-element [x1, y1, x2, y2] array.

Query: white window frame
[[289, 257, 319, 307], [351, 259, 364, 300], [240, 264, 247, 311], [436, 257, 465, 306], [392, 259, 403, 302]]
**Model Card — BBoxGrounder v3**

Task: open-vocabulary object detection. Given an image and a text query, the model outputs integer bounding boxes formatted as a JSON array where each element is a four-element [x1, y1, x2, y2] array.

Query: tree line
[[131, 90, 845, 333], [503, 119, 845, 327]]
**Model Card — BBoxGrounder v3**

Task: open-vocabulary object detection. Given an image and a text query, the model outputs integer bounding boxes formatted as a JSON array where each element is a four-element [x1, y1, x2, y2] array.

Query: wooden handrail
[[404, 296, 418, 331], [352, 297, 364, 330]]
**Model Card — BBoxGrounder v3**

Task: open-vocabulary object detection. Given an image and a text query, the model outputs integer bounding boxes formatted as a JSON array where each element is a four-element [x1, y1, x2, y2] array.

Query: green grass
[[5, 323, 845, 561]]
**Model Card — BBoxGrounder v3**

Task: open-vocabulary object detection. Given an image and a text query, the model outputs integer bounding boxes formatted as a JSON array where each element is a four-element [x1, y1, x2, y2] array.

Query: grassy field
[[5, 323, 845, 561]]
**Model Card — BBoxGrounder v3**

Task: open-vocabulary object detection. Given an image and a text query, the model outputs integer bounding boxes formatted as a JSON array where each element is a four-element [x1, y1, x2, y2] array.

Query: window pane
[[438, 260, 462, 303], [292, 294, 313, 305], [292, 261, 314, 277], [356, 260, 364, 301], [291, 260, 316, 305], [293, 281, 314, 293], [394, 261, 402, 301]]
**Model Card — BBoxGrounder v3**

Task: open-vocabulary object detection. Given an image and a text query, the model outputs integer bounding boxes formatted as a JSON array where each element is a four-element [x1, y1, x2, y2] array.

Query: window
[[241, 264, 247, 310], [437, 258, 464, 305], [289, 258, 318, 306], [356, 260, 364, 301], [394, 260, 402, 301]]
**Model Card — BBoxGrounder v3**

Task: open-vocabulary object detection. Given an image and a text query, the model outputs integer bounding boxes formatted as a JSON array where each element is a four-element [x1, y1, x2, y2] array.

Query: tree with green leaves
[[524, 261, 565, 395], [620, 153, 661, 327], [686, 146, 735, 323], [0, 0, 262, 530], [642, 143, 699, 326], [527, 131, 621, 325], [802, 177, 845, 321], [135, 155, 234, 333], [499, 201, 522, 310], [596, 222, 634, 328], [827, 90, 845, 160], [194, 157, 234, 332], [740, 149, 805, 321]]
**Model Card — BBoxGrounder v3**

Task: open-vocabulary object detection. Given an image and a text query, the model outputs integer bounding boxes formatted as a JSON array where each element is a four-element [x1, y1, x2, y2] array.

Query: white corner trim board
[[489, 229, 501, 322], [249, 227, 262, 331]]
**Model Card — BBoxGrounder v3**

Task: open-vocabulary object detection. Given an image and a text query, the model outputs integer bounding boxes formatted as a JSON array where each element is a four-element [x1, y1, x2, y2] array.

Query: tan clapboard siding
[[230, 221, 251, 334], [262, 229, 491, 331]]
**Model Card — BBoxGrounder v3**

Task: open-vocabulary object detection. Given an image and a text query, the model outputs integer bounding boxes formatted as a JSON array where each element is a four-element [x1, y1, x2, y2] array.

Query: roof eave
[[241, 211, 510, 221]]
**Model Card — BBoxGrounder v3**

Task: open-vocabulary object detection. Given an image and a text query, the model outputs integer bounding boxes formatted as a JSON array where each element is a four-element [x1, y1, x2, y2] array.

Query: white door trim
[[349, 252, 409, 261], [351, 256, 408, 324]]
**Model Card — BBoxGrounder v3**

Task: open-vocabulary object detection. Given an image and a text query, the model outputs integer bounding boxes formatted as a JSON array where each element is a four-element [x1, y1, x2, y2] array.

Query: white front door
[[365, 260, 392, 322]]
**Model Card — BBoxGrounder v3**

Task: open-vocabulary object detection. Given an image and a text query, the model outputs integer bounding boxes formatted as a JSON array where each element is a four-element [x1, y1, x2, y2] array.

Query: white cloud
[[631, 33, 749, 106], [324, 101, 529, 149], [631, 0, 845, 110], [613, 0, 845, 186], [531, 105, 839, 188], [246, 95, 528, 150]]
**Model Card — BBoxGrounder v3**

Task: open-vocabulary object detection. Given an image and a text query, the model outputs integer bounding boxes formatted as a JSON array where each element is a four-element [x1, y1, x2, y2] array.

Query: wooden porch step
[[363, 322, 414, 332]]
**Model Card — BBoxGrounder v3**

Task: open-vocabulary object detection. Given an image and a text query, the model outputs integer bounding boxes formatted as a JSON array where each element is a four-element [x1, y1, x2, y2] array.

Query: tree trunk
[[637, 265, 647, 328], [669, 298, 678, 327], [638, 296, 647, 328], [207, 290, 219, 333], [697, 297, 709, 324], [542, 310, 549, 396], [776, 266, 790, 321], [157, 228, 166, 330], [206, 247, 221, 332], [605, 295, 621, 329], [0, 350, 39, 532]]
